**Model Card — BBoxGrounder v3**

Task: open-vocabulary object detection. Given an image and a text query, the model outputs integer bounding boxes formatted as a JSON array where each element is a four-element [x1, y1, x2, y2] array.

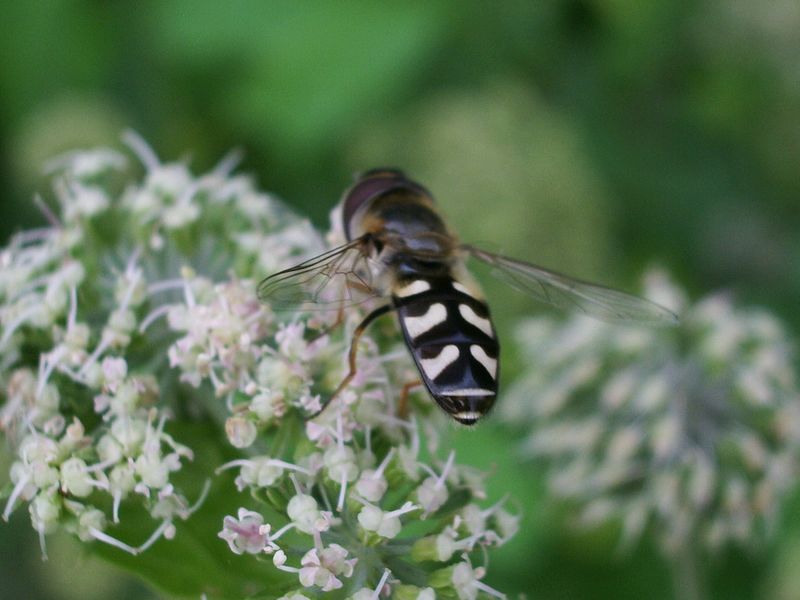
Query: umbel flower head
[[502, 270, 800, 555], [0, 134, 516, 598]]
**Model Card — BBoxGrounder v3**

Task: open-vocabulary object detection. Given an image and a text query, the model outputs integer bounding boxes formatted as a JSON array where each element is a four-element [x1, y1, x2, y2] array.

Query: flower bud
[[97, 434, 123, 463], [240, 458, 283, 488], [105, 308, 136, 347], [29, 491, 61, 534], [31, 462, 60, 489], [63, 418, 86, 447], [42, 415, 66, 437], [36, 384, 60, 416], [19, 434, 59, 465], [60, 458, 93, 497], [225, 416, 257, 449], [410, 533, 456, 562], [111, 417, 146, 453], [101, 357, 128, 391], [357, 505, 401, 539], [323, 446, 358, 484], [83, 362, 104, 389], [493, 507, 520, 541], [287, 494, 324, 534], [415, 477, 448, 515], [44, 280, 68, 315], [109, 463, 136, 494], [77, 508, 107, 541], [64, 322, 90, 351], [249, 391, 284, 423], [135, 451, 169, 489], [61, 261, 86, 287], [394, 586, 436, 600], [355, 470, 388, 503]]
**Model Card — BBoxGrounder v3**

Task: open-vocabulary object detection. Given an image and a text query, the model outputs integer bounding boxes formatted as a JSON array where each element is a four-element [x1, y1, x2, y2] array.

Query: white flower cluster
[[503, 270, 800, 555], [198, 277, 516, 596], [0, 134, 320, 559], [1, 136, 517, 597]]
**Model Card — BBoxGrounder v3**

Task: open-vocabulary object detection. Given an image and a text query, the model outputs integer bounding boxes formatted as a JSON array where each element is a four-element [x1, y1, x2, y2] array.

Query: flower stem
[[671, 541, 707, 600]]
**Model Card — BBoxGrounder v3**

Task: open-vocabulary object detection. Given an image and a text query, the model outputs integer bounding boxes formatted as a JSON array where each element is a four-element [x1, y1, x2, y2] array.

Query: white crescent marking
[[404, 302, 447, 339], [439, 387, 495, 396], [470, 345, 498, 379], [419, 344, 459, 380], [452, 281, 471, 295], [395, 279, 431, 298], [454, 411, 482, 422], [459, 304, 494, 337]]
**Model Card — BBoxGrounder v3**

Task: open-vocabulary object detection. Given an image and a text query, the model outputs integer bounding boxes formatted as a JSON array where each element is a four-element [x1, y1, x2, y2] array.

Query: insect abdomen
[[393, 276, 500, 425]]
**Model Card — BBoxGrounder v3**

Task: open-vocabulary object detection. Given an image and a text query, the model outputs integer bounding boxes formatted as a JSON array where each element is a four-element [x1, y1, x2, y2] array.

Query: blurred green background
[[2, 1, 800, 598]]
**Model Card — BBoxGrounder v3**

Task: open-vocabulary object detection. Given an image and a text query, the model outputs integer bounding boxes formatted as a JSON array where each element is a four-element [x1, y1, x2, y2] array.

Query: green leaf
[[146, 0, 449, 153]]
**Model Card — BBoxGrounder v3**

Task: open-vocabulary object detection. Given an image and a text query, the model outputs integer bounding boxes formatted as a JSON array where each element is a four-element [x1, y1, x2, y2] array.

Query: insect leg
[[311, 304, 394, 418], [397, 379, 423, 420]]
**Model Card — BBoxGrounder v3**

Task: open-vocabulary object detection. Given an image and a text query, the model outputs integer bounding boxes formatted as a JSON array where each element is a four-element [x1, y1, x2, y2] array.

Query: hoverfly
[[258, 169, 677, 425]]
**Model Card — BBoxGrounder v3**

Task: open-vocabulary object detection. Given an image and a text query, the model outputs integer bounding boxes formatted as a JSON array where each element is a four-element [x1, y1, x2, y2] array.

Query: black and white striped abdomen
[[393, 276, 500, 425]]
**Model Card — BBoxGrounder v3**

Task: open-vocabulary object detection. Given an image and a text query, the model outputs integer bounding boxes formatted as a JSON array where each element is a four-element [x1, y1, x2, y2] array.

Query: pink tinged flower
[[273, 549, 290, 567], [218, 508, 270, 555], [324, 545, 356, 577], [297, 393, 321, 415], [275, 322, 308, 361], [305, 421, 333, 446], [298, 543, 355, 591]]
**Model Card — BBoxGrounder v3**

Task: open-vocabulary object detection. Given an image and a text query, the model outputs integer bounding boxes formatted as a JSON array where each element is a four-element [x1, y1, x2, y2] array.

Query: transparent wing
[[464, 245, 678, 325], [257, 236, 381, 310]]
